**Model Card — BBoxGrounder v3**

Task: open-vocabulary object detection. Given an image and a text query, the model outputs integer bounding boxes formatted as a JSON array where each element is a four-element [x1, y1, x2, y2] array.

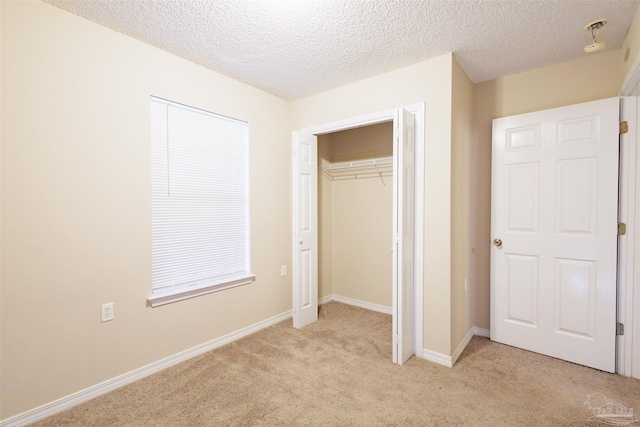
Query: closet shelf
[[319, 157, 393, 186]]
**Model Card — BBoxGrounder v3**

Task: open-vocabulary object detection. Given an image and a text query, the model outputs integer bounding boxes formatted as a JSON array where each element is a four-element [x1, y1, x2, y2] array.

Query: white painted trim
[[620, 57, 640, 380], [332, 295, 392, 315], [291, 132, 301, 328], [618, 97, 636, 378], [318, 294, 334, 305], [301, 108, 397, 135], [451, 328, 474, 366], [412, 103, 425, 359], [298, 102, 425, 361], [632, 98, 640, 380], [0, 310, 293, 427], [422, 349, 453, 368], [422, 328, 474, 368], [473, 326, 491, 338], [147, 275, 256, 307], [620, 52, 640, 97]]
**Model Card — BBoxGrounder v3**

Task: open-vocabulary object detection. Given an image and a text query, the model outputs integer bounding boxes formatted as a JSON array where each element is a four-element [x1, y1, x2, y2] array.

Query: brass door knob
[[493, 238, 502, 247]]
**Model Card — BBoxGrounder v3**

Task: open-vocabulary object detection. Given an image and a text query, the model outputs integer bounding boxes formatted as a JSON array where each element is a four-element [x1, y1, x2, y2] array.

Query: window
[[148, 97, 253, 307]]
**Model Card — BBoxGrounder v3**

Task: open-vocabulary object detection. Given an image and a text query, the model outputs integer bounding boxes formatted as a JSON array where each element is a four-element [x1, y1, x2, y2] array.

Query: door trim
[[297, 103, 425, 357], [618, 96, 639, 378], [620, 56, 640, 379]]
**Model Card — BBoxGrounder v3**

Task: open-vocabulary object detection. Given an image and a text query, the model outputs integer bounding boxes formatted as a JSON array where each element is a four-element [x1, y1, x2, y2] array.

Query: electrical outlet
[[101, 303, 114, 322], [464, 278, 468, 292], [281, 265, 287, 276]]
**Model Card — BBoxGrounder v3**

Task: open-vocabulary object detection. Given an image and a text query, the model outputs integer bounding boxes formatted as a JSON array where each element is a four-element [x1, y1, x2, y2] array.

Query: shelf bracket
[[375, 164, 386, 188]]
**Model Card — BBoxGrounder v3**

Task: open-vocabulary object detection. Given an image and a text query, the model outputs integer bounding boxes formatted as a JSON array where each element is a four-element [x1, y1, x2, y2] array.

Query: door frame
[[620, 61, 640, 378], [294, 103, 426, 357], [617, 96, 639, 378]]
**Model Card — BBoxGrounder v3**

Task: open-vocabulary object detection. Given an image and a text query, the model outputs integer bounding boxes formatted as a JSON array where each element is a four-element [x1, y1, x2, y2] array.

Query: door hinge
[[393, 335, 399, 346], [616, 322, 625, 336], [618, 222, 627, 236], [620, 121, 629, 135]]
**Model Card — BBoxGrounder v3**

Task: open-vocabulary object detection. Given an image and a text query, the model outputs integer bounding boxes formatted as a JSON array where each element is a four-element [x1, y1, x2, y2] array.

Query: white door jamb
[[618, 55, 640, 379], [618, 96, 639, 378]]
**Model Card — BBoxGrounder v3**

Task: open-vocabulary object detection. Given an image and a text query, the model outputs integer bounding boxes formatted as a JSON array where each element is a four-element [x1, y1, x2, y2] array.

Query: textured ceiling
[[44, 0, 640, 100]]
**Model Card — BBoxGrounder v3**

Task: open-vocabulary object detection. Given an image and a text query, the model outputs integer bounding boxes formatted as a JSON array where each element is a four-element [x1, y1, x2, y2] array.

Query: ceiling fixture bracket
[[584, 19, 608, 53]]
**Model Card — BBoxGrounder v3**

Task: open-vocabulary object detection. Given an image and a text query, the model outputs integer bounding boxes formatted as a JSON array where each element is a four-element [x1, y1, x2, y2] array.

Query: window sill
[[147, 275, 256, 307]]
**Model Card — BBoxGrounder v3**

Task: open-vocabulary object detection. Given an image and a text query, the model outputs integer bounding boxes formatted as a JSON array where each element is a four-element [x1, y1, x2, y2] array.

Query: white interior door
[[292, 131, 318, 329], [490, 97, 619, 372], [393, 109, 415, 364]]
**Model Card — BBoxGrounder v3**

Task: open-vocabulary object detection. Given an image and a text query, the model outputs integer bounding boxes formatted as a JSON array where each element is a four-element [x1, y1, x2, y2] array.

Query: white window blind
[[149, 97, 253, 306]]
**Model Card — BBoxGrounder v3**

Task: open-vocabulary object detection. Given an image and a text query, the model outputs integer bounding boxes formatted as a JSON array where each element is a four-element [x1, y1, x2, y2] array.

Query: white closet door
[[292, 131, 318, 329], [393, 109, 415, 364]]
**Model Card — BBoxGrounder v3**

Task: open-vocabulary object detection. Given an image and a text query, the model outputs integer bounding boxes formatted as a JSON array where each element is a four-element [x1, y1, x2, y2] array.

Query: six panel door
[[490, 97, 619, 372]]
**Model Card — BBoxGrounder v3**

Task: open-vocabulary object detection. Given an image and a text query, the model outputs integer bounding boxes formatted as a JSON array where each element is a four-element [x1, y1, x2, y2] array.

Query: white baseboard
[[0, 310, 293, 427], [318, 294, 334, 305], [451, 328, 474, 366], [422, 348, 453, 368], [473, 326, 490, 338], [422, 327, 475, 368], [330, 294, 392, 315]]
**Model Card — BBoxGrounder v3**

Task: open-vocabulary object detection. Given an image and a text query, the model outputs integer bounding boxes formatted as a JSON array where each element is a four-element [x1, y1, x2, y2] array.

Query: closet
[[317, 122, 394, 311]]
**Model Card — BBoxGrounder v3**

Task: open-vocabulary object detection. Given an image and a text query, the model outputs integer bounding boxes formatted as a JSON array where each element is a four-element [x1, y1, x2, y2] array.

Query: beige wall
[[293, 53, 455, 356], [450, 56, 474, 352], [325, 123, 393, 308], [329, 122, 393, 162], [1, 1, 292, 419], [331, 179, 392, 307], [622, 5, 640, 84], [471, 49, 623, 330]]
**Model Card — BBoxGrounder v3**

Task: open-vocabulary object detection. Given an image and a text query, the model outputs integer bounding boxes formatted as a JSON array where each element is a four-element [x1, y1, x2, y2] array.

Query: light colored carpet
[[32, 301, 640, 426]]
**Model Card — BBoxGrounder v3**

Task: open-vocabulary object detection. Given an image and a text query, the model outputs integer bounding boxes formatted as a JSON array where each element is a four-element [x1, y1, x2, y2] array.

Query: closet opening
[[317, 122, 394, 315], [292, 103, 425, 365]]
